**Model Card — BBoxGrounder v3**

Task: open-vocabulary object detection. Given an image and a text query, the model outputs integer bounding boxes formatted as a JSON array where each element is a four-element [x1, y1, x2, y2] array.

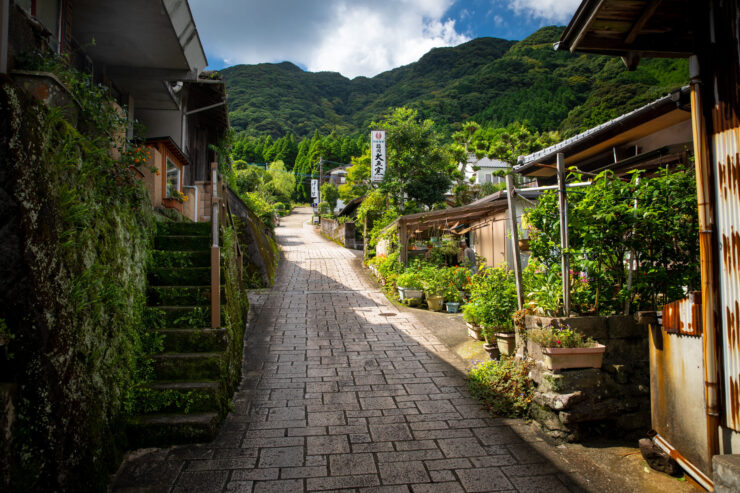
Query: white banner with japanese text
[[370, 130, 386, 183]]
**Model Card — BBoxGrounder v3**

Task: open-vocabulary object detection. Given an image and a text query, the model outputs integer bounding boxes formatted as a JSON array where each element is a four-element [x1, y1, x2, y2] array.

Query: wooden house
[[553, 1, 740, 489]]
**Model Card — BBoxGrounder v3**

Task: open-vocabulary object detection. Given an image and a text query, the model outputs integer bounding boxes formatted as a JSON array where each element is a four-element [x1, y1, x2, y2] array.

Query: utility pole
[[318, 156, 323, 206], [506, 174, 524, 310]]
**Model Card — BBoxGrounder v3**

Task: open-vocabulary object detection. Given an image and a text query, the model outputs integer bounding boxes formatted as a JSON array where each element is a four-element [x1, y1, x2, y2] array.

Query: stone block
[[607, 315, 647, 339], [526, 315, 608, 340], [529, 404, 575, 442], [640, 438, 682, 476], [558, 398, 639, 424], [537, 368, 604, 394], [532, 391, 584, 411], [603, 337, 648, 366], [713, 454, 740, 493]]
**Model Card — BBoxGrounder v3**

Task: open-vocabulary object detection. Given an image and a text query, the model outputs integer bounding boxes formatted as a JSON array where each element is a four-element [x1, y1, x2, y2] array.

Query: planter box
[[398, 287, 423, 300], [540, 344, 606, 371], [162, 197, 183, 213], [496, 332, 516, 356], [466, 323, 483, 341]]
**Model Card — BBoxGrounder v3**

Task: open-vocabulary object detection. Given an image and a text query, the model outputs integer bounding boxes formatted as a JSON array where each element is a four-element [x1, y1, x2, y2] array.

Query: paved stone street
[[113, 207, 585, 493]]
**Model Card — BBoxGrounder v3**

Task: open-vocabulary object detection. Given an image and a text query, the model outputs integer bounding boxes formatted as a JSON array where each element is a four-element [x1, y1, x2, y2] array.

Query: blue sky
[[190, 0, 580, 78]]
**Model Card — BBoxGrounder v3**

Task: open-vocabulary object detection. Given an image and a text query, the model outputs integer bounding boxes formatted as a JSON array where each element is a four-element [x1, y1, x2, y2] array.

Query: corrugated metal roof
[[516, 86, 690, 173]]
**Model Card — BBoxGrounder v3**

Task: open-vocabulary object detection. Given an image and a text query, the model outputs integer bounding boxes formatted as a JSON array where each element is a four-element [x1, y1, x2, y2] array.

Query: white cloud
[[189, 0, 469, 78], [505, 0, 581, 23]]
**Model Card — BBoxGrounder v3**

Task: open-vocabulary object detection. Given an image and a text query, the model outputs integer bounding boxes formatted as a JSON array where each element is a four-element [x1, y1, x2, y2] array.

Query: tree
[[266, 161, 296, 203], [483, 122, 558, 166], [320, 182, 339, 214], [370, 107, 455, 208], [339, 149, 370, 201]]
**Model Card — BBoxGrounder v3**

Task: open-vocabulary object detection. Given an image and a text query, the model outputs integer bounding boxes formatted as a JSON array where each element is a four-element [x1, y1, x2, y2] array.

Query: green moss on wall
[[221, 226, 249, 392], [0, 78, 154, 491]]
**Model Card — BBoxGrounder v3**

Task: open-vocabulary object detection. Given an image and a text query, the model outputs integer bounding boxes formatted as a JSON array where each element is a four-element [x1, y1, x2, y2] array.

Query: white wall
[[137, 109, 183, 148]]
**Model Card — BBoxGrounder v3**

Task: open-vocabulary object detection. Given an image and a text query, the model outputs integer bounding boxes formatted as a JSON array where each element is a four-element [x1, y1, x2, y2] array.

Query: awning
[[72, 0, 207, 110]]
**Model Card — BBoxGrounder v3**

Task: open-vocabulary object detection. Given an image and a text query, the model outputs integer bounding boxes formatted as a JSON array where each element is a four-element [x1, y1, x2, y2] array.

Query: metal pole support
[[557, 153, 570, 316]]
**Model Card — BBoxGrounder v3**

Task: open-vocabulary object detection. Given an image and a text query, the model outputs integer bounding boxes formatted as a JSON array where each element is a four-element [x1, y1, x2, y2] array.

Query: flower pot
[[427, 294, 445, 311], [162, 197, 183, 213], [445, 302, 461, 313], [483, 343, 500, 360], [495, 332, 516, 356], [466, 323, 484, 341], [540, 344, 606, 371], [518, 238, 530, 251]]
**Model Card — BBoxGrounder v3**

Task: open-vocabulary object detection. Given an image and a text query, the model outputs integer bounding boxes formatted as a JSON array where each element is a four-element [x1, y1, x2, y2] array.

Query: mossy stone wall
[[0, 81, 154, 491]]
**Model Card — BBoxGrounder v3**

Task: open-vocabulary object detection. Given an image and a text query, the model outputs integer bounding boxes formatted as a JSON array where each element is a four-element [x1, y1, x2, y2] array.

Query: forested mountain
[[222, 26, 687, 140]]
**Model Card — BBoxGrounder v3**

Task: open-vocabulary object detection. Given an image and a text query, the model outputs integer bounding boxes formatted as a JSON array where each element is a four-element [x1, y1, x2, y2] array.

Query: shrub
[[467, 357, 534, 417], [419, 265, 446, 296], [467, 266, 518, 336], [528, 321, 595, 348], [525, 166, 699, 315], [396, 270, 424, 290]]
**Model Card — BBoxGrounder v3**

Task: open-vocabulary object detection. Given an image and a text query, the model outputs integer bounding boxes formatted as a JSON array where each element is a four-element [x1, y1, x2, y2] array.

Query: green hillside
[[222, 26, 687, 139]]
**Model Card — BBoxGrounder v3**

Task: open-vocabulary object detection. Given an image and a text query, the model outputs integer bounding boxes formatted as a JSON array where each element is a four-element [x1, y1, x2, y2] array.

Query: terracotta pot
[[495, 332, 516, 356], [483, 343, 500, 360], [518, 238, 530, 251], [540, 344, 606, 371], [427, 295, 445, 311], [466, 323, 484, 341]]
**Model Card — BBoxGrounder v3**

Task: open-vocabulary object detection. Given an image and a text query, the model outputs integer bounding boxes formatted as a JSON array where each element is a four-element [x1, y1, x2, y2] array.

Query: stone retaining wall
[[320, 218, 361, 249], [525, 315, 650, 442]]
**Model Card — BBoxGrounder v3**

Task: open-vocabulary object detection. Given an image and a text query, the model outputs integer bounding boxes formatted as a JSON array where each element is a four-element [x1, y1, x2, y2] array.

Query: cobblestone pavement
[[113, 208, 585, 493]]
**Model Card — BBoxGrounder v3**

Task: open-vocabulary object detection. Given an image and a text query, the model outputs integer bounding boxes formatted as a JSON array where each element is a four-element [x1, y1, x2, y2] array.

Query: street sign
[[311, 179, 319, 198], [370, 130, 386, 183]]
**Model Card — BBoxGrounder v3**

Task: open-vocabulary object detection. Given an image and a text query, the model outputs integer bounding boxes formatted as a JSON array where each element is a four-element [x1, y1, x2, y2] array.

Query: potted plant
[[528, 322, 605, 371], [493, 326, 516, 356], [462, 301, 485, 340], [476, 267, 518, 356], [396, 271, 424, 306], [421, 268, 446, 311], [444, 287, 462, 313]]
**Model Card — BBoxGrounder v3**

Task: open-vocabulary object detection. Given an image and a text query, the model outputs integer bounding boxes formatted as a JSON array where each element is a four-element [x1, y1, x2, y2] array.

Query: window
[[19, 1, 62, 52], [483, 173, 492, 184], [166, 158, 180, 198], [340, 176, 346, 184]]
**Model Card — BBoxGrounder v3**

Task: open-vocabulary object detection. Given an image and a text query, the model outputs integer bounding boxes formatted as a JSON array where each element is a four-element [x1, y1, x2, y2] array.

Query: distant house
[[464, 154, 509, 186]]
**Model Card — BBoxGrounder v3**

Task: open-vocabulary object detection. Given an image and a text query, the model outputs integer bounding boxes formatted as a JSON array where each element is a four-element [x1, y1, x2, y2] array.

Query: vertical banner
[[371, 130, 386, 183], [311, 179, 319, 198]]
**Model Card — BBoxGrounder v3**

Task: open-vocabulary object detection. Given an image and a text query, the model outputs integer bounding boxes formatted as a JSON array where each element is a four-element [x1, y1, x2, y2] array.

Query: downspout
[[183, 185, 198, 223], [689, 54, 721, 469]]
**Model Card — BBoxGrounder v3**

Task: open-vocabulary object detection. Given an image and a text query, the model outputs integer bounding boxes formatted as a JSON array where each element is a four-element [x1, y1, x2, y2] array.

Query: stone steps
[[128, 220, 230, 448], [150, 352, 223, 381], [155, 328, 229, 353], [127, 412, 220, 447], [147, 286, 226, 306]]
